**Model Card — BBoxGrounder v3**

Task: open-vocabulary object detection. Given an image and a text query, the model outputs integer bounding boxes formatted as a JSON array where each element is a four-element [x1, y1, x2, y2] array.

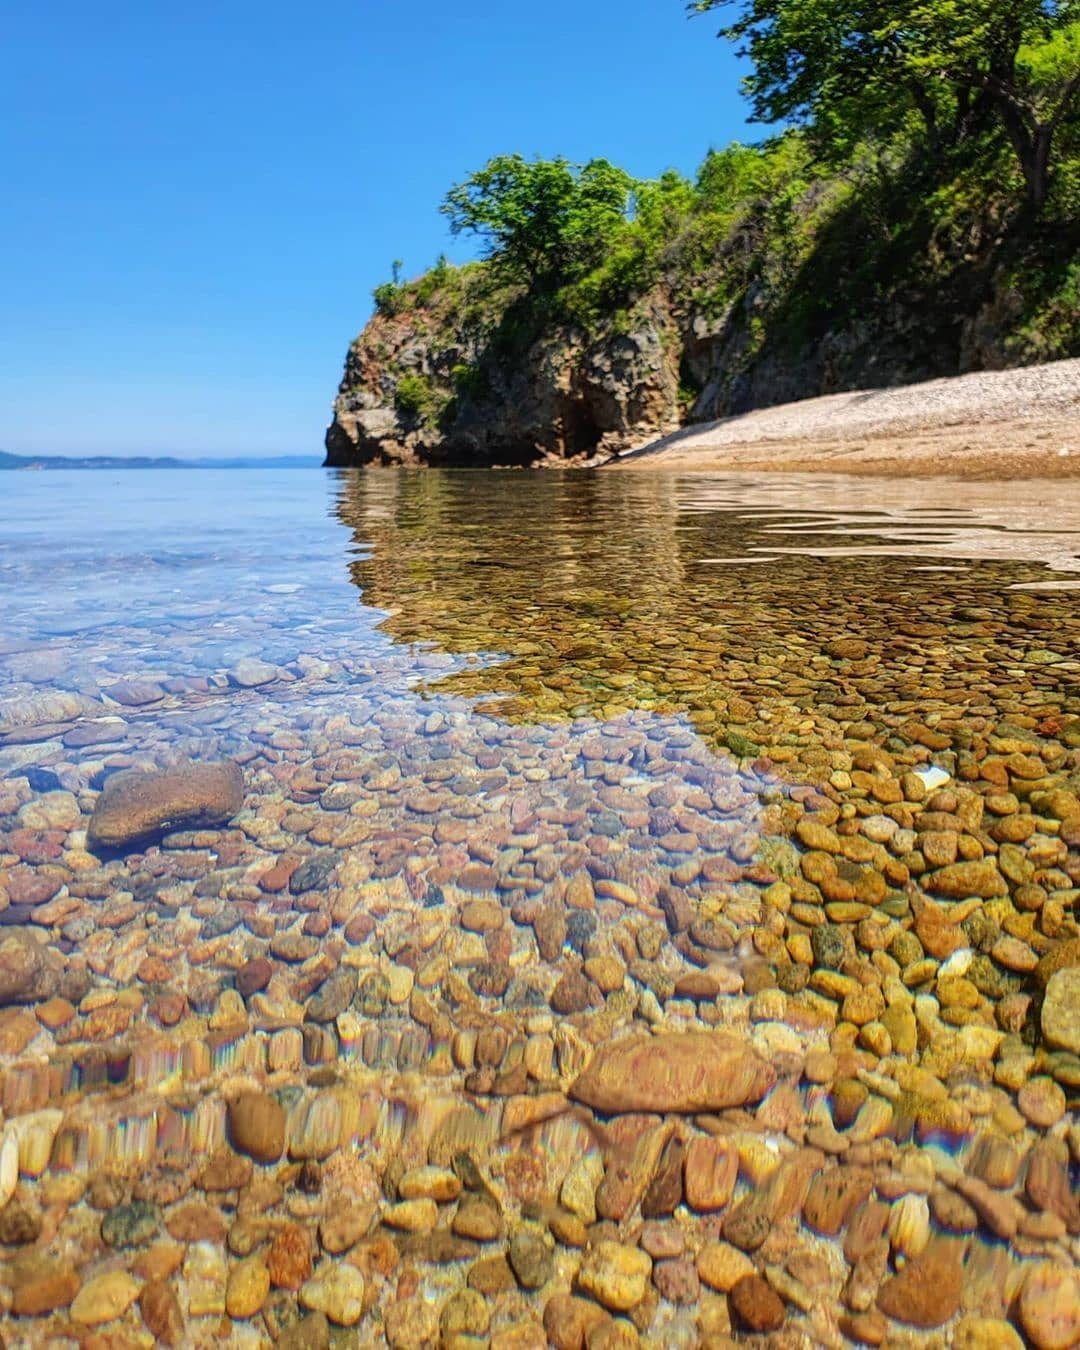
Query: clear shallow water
[[4, 470, 1080, 699], [0, 468, 1078, 1345], [5, 468, 1079, 808]]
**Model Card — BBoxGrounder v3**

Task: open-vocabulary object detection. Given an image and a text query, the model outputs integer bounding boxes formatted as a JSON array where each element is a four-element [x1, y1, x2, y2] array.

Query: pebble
[[683, 1136, 738, 1211], [16, 789, 80, 830], [70, 1270, 142, 1325], [300, 1262, 366, 1325], [876, 1239, 962, 1327], [290, 849, 341, 893], [470, 1253, 517, 1295], [87, 759, 244, 849], [887, 1193, 930, 1256], [267, 1222, 314, 1289], [454, 1194, 503, 1241], [198, 1150, 252, 1191], [722, 1191, 773, 1250], [1041, 967, 1080, 1053], [102, 1199, 161, 1247], [106, 679, 164, 707], [811, 924, 847, 969], [398, 1165, 462, 1202], [10, 1263, 81, 1317], [1018, 1077, 1067, 1127], [0, 1126, 19, 1208], [0, 929, 50, 1006], [652, 1258, 699, 1311], [0, 1201, 42, 1245], [385, 1297, 440, 1348], [306, 966, 358, 1021], [927, 858, 1009, 899], [230, 657, 279, 687], [953, 1175, 1020, 1239], [569, 1031, 774, 1113], [697, 1241, 755, 1294], [1018, 1264, 1080, 1350], [228, 1090, 287, 1163], [441, 1287, 491, 1336], [953, 1315, 1025, 1349], [226, 1257, 271, 1318], [1025, 1143, 1080, 1231], [803, 1167, 874, 1236], [509, 1229, 554, 1289], [138, 1278, 185, 1346], [543, 1294, 609, 1350], [383, 1198, 438, 1231], [577, 1241, 652, 1311], [560, 1153, 602, 1221], [729, 1272, 786, 1332], [279, 1311, 331, 1349], [184, 1241, 227, 1315]]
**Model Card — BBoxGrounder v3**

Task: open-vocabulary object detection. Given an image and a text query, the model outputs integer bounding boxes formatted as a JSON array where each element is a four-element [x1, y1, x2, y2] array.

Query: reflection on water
[[338, 471, 1080, 767], [0, 468, 1078, 1346]]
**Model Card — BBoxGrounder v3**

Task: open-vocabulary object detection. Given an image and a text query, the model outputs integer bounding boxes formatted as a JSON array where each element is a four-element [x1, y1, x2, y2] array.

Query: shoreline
[[614, 358, 1080, 478]]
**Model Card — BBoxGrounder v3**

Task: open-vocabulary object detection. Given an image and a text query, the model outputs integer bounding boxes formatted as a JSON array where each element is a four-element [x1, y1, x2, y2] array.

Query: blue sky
[[1, 2, 751, 456]]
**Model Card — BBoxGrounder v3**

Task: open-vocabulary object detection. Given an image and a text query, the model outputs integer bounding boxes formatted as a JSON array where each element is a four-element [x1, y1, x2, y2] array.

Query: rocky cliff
[[324, 287, 683, 468], [325, 147, 1080, 469], [326, 255, 1079, 470]]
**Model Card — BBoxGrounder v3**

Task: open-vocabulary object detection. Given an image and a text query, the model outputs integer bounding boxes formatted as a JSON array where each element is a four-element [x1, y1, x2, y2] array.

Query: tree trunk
[[910, 82, 940, 155], [1028, 125, 1052, 214], [994, 93, 1052, 216], [953, 86, 995, 147]]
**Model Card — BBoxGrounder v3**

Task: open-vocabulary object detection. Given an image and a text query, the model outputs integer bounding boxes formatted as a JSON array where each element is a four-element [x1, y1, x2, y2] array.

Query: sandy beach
[[617, 357, 1080, 477]]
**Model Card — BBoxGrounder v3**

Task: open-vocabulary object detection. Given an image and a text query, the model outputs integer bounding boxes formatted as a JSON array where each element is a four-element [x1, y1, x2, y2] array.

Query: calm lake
[[1, 468, 1078, 1345]]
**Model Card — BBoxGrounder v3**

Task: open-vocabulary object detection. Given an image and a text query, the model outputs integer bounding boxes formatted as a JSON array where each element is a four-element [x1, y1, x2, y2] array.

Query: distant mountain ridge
[[0, 450, 321, 470]]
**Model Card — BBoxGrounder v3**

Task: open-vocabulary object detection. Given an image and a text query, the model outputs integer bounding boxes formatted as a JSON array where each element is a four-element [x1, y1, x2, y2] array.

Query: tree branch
[[950, 67, 1039, 132], [1049, 71, 1080, 132]]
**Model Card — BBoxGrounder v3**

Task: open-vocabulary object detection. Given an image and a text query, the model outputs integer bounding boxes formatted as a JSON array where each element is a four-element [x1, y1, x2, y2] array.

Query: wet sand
[[616, 359, 1080, 478]]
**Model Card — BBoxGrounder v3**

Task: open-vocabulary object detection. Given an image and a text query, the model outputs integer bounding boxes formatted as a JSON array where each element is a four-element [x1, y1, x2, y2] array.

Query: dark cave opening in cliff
[[437, 437, 541, 468], [560, 401, 602, 458]]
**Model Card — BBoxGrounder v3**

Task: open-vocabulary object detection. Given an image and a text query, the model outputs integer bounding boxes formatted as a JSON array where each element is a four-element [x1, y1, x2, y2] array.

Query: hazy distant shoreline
[[0, 451, 322, 471]]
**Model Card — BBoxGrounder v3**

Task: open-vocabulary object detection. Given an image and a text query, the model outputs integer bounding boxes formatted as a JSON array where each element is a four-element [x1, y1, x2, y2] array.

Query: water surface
[[1, 468, 1078, 1345]]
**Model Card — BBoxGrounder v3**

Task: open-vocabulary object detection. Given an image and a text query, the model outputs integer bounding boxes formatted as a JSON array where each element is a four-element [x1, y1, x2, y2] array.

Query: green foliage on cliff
[[691, 0, 1080, 214], [393, 373, 440, 423], [361, 2, 1078, 427], [440, 155, 638, 290]]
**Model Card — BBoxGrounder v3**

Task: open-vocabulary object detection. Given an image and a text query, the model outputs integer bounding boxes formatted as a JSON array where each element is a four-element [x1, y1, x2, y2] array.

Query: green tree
[[440, 154, 637, 289], [996, 19, 1080, 212], [691, 0, 1080, 213], [632, 169, 697, 244]]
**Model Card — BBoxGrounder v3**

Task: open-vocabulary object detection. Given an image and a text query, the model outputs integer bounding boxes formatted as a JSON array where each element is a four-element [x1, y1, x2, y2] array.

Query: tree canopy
[[440, 155, 637, 290], [691, 0, 1080, 211]]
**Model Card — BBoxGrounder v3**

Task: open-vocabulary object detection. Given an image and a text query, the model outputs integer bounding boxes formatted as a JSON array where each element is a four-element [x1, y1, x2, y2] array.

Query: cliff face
[[325, 292, 683, 468], [325, 210, 1079, 469]]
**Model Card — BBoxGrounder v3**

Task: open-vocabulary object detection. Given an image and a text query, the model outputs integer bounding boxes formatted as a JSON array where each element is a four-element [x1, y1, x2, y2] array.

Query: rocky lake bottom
[[0, 467, 1078, 1349]]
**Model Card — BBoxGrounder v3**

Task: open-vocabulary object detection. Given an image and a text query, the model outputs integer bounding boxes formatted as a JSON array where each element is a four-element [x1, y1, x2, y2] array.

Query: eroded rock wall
[[324, 265, 1057, 468], [325, 297, 682, 468]]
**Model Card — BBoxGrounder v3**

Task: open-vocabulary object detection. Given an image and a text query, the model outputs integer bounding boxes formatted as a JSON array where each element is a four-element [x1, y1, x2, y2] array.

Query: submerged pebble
[[1, 471, 1078, 1347]]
